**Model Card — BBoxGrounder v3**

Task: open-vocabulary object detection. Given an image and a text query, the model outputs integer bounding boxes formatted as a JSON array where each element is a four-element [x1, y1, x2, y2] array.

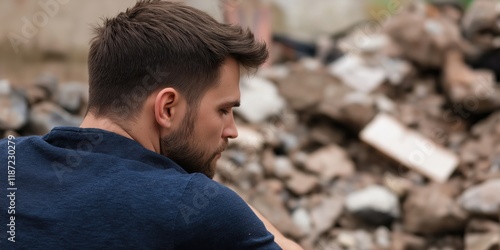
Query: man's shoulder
[[174, 173, 245, 224], [0, 135, 42, 155], [180, 173, 244, 206], [0, 135, 40, 144]]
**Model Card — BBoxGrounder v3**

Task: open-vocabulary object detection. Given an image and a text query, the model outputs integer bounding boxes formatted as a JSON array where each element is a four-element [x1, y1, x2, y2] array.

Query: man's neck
[[80, 114, 159, 154]]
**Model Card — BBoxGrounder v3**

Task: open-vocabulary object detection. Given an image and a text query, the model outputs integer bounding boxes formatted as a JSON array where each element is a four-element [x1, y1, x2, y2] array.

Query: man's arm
[[175, 174, 282, 249], [248, 205, 304, 250]]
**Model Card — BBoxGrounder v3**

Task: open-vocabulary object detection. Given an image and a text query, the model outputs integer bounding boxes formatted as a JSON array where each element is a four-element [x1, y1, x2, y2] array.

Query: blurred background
[[1, 0, 499, 249]]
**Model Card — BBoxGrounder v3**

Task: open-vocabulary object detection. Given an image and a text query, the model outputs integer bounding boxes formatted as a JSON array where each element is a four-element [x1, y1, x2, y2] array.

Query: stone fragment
[[383, 172, 413, 197], [21, 85, 49, 106], [443, 49, 500, 113], [345, 185, 400, 225], [465, 233, 500, 250], [273, 156, 294, 180], [384, 2, 463, 67], [310, 196, 343, 236], [308, 120, 345, 146], [277, 131, 300, 153], [56, 82, 88, 114], [360, 113, 458, 182], [462, 0, 500, 51], [34, 74, 59, 100], [318, 84, 376, 131], [244, 162, 264, 183], [467, 218, 500, 233], [257, 64, 290, 82], [285, 170, 319, 196], [26, 102, 82, 135], [464, 217, 500, 250], [260, 148, 276, 176], [3, 130, 20, 139], [291, 208, 312, 236], [0, 80, 28, 130], [374, 226, 391, 249], [403, 182, 468, 234], [305, 144, 355, 181], [336, 230, 374, 250], [229, 125, 264, 151], [459, 179, 500, 216], [329, 54, 386, 93], [236, 76, 285, 124], [277, 70, 328, 111], [390, 231, 426, 250], [250, 181, 303, 238]]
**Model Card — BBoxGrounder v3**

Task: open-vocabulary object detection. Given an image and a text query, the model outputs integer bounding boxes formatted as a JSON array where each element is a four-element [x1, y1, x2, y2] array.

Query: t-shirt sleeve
[[173, 174, 282, 250]]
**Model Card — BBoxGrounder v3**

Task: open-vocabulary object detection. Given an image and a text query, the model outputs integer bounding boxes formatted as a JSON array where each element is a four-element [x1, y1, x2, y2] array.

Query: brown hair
[[87, 0, 268, 120]]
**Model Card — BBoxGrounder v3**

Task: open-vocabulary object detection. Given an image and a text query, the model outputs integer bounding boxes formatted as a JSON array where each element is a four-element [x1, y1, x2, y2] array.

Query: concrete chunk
[[360, 113, 458, 182]]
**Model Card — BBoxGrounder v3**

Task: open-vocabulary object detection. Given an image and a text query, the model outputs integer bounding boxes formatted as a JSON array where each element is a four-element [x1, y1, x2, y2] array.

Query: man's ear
[[154, 88, 181, 129]]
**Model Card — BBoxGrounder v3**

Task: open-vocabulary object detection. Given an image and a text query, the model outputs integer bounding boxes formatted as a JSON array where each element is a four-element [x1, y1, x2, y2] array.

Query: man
[[0, 1, 302, 249]]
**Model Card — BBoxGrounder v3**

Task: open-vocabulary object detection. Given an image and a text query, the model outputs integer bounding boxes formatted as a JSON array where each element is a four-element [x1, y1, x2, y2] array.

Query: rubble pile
[[0, 76, 86, 138], [1, 1, 500, 249], [215, 1, 500, 249]]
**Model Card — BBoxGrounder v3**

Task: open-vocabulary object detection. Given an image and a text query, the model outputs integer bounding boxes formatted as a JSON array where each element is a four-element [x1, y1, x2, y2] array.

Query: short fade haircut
[[87, 0, 268, 120]]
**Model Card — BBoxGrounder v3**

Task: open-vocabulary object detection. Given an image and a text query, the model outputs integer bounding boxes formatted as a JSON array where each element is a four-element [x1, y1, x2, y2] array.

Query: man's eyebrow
[[220, 100, 240, 108]]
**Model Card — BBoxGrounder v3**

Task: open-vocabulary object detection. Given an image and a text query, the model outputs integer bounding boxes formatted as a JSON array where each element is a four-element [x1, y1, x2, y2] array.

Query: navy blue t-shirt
[[0, 127, 280, 249]]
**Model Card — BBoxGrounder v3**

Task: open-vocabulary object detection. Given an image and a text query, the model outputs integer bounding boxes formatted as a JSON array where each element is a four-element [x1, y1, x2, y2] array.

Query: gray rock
[[228, 125, 265, 151], [274, 156, 294, 180], [318, 83, 376, 131], [21, 85, 49, 106], [459, 179, 500, 216], [466, 218, 500, 233], [391, 231, 426, 250], [278, 131, 299, 153], [235, 76, 284, 124], [292, 207, 312, 236], [34, 74, 59, 100], [27, 102, 82, 135], [345, 185, 400, 225], [328, 54, 387, 93], [3, 129, 20, 139], [0, 80, 28, 130], [224, 149, 247, 166], [250, 181, 304, 239], [336, 231, 357, 249], [383, 172, 413, 197], [404, 182, 468, 234], [336, 230, 374, 250], [353, 230, 375, 250], [465, 232, 499, 250], [285, 170, 319, 195], [311, 196, 343, 236], [374, 226, 391, 249], [260, 148, 276, 176], [305, 144, 355, 182], [56, 82, 88, 114], [244, 162, 264, 182], [277, 70, 329, 111]]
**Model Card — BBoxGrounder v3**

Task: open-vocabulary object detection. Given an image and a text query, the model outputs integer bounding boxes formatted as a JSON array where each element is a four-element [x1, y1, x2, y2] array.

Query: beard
[[160, 111, 227, 179]]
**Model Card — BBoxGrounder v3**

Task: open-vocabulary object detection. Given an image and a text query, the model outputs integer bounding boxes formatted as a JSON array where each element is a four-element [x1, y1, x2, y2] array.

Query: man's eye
[[220, 109, 230, 115]]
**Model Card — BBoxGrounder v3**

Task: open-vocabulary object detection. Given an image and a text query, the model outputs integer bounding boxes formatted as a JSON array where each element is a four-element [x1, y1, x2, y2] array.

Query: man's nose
[[222, 112, 238, 139]]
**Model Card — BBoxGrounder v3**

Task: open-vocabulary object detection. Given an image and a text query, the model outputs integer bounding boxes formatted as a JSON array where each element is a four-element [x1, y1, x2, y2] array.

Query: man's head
[[85, 0, 268, 178]]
